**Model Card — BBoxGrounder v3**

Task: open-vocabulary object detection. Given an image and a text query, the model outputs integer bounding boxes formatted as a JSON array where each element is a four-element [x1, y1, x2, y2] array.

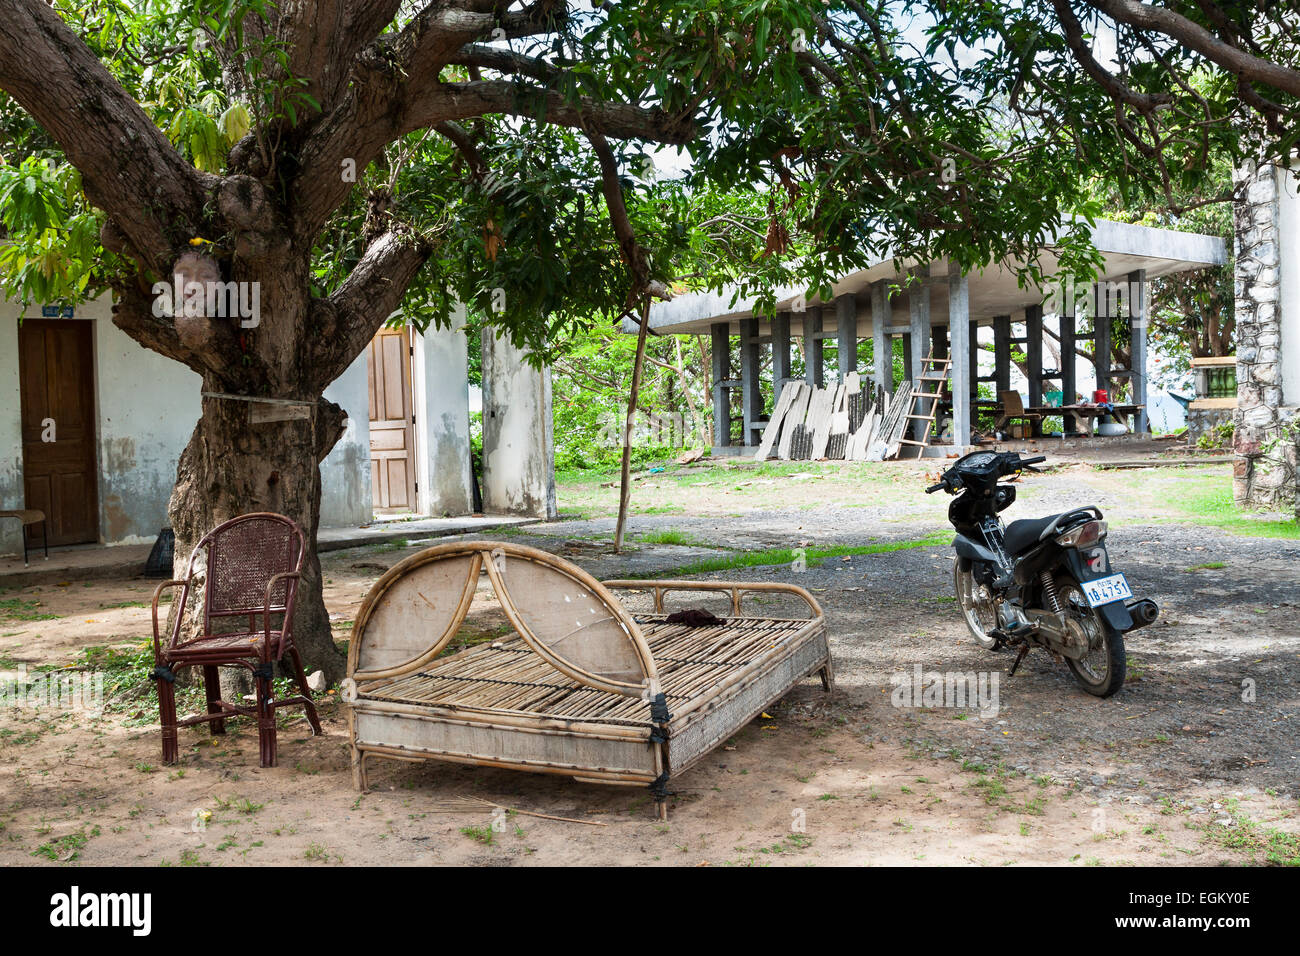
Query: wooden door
[[366, 327, 417, 512], [18, 319, 99, 546]]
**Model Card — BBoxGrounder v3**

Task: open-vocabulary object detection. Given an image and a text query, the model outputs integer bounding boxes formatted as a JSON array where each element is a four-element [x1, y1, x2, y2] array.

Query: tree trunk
[[169, 385, 348, 694], [157, 248, 351, 694]]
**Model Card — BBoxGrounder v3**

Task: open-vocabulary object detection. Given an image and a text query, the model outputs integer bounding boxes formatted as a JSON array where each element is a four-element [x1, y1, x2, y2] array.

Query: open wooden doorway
[[366, 326, 417, 513], [17, 319, 99, 546]]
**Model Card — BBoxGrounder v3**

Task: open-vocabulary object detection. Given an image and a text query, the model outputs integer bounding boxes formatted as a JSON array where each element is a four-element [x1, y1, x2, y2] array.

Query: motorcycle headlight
[[1055, 520, 1107, 548]]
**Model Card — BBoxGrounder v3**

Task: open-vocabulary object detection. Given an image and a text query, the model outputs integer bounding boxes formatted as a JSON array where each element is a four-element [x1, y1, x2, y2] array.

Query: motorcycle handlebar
[[925, 481, 946, 494], [1018, 455, 1047, 467]]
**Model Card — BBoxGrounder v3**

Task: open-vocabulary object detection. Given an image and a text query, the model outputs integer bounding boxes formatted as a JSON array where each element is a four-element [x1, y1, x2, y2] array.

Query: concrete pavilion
[[631, 218, 1227, 457]]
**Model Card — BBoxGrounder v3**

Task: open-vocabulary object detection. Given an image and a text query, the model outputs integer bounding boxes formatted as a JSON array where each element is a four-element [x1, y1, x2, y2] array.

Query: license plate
[[1082, 573, 1132, 608]]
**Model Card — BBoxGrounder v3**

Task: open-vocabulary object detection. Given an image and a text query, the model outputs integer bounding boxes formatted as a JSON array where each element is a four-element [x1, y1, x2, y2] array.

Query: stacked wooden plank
[[754, 376, 904, 462]]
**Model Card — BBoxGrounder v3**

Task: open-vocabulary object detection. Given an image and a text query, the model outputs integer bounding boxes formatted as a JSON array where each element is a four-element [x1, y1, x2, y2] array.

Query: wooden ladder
[[896, 350, 951, 459]]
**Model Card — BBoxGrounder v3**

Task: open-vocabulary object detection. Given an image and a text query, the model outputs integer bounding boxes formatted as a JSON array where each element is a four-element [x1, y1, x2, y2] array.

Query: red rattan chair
[[150, 512, 322, 766]]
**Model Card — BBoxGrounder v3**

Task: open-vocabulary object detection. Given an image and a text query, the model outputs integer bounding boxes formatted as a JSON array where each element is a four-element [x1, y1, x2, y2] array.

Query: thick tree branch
[[293, 76, 694, 240], [278, 0, 406, 110], [0, 0, 210, 272], [1050, 0, 1173, 114], [1082, 0, 1300, 98], [312, 229, 434, 388]]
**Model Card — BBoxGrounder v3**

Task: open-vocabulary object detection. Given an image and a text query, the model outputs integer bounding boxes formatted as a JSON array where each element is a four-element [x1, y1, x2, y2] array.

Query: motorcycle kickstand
[[1008, 644, 1030, 677]]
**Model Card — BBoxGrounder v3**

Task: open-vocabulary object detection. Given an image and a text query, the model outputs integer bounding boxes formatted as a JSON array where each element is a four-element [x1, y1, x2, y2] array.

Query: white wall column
[[412, 324, 473, 517], [480, 328, 556, 519]]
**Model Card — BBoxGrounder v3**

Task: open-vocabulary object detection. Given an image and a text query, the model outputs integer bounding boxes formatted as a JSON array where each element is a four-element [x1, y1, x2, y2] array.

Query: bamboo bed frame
[[343, 541, 833, 818]]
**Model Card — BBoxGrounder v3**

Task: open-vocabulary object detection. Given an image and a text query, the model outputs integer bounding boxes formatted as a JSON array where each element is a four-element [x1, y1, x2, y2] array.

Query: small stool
[[0, 510, 49, 567]]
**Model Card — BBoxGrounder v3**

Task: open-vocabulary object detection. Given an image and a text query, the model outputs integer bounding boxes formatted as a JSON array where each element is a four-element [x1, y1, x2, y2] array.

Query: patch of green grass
[[31, 825, 99, 862], [460, 824, 495, 845], [370, 538, 410, 553], [0, 598, 60, 622], [1202, 806, 1300, 866], [1160, 475, 1300, 539], [635, 529, 703, 546], [303, 842, 334, 862], [640, 530, 950, 577]]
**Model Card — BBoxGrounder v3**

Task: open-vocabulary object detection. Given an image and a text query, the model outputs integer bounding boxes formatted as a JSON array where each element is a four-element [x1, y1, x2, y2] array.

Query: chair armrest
[[151, 580, 189, 661], [263, 572, 301, 659]]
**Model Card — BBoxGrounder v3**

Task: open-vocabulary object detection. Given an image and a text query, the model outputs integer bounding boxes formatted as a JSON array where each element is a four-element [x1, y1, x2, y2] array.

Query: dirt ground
[[1, 458, 1297, 866]]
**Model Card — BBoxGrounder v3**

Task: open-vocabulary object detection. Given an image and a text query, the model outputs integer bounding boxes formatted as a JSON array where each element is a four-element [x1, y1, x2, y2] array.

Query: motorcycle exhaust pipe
[[1125, 598, 1160, 632]]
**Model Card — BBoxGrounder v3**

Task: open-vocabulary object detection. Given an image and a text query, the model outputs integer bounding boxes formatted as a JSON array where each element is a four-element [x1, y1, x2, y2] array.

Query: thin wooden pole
[[614, 298, 651, 553]]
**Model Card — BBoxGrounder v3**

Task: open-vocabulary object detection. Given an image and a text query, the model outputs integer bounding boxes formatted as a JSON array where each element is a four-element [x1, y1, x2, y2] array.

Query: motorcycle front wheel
[[1057, 576, 1126, 697], [954, 558, 999, 650]]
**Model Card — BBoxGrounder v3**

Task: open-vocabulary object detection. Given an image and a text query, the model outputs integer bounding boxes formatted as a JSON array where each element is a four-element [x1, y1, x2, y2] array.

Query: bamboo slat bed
[[343, 541, 832, 818]]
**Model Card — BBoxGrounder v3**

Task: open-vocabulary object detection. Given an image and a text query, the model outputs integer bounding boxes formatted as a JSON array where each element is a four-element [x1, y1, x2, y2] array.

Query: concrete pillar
[[480, 328, 556, 519], [413, 324, 473, 517], [871, 281, 891, 395], [1026, 304, 1043, 435], [907, 267, 931, 385], [835, 293, 858, 381], [1129, 268, 1150, 433], [804, 306, 824, 387], [739, 316, 761, 446], [1060, 310, 1077, 408], [711, 322, 731, 448], [772, 311, 791, 398], [949, 268, 971, 448], [1094, 284, 1112, 397], [969, 319, 979, 403], [993, 314, 1012, 395]]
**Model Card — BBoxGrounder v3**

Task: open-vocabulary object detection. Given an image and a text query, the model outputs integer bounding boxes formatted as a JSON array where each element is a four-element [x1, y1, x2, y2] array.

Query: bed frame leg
[[819, 661, 835, 693], [656, 800, 668, 822], [351, 747, 369, 791]]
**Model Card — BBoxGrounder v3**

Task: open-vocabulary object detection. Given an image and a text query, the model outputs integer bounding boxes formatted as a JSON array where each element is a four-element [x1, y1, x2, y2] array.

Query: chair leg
[[157, 676, 179, 764], [287, 646, 323, 735], [202, 665, 225, 735], [257, 672, 277, 768]]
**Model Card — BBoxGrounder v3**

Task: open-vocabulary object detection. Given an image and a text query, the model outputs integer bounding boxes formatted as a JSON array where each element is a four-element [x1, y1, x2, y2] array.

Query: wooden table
[[1027, 404, 1144, 436]]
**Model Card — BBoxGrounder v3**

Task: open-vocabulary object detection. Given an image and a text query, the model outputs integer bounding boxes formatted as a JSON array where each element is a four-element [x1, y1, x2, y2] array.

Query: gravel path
[[501, 472, 1299, 804]]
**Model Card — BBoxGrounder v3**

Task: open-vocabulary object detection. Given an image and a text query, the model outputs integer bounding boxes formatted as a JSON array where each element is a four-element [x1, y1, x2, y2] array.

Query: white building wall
[[320, 352, 372, 528], [92, 297, 202, 544], [1, 294, 372, 555], [0, 311, 22, 556]]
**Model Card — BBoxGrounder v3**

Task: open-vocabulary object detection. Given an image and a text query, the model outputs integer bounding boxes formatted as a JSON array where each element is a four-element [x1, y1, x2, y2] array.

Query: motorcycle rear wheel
[[955, 559, 999, 650], [1058, 577, 1126, 697]]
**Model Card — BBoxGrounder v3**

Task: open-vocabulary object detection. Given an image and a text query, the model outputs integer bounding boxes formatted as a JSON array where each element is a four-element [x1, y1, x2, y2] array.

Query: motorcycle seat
[[1003, 508, 1096, 554]]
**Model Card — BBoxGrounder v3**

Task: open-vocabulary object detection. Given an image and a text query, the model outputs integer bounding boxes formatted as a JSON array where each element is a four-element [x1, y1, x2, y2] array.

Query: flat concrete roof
[[631, 218, 1227, 336]]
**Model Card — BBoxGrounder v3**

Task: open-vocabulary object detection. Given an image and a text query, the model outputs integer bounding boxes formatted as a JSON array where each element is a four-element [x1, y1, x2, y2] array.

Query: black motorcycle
[[926, 450, 1159, 697]]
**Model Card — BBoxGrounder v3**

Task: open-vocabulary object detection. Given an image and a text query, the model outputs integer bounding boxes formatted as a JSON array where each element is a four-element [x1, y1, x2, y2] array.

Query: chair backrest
[[189, 513, 305, 622], [999, 390, 1026, 415]]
